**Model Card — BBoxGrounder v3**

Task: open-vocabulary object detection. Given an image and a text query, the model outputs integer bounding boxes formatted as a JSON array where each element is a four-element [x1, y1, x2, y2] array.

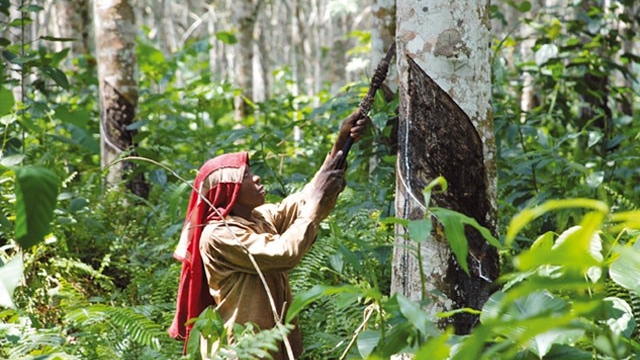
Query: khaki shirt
[[199, 190, 318, 359]]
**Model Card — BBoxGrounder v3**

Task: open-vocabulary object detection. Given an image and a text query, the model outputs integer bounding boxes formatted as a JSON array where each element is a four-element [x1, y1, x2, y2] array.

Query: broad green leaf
[[54, 104, 91, 128], [587, 130, 603, 148], [486, 315, 579, 358], [518, 1, 532, 12], [357, 329, 380, 358], [58, 124, 99, 153], [431, 208, 502, 275], [9, 17, 33, 27], [1, 50, 17, 63], [328, 253, 343, 273], [496, 291, 568, 322], [407, 219, 432, 243], [434, 208, 469, 273], [376, 320, 414, 357], [215, 31, 238, 45], [0, 154, 24, 167], [19, 4, 43, 12], [433, 208, 501, 248], [13, 166, 60, 248], [533, 344, 592, 359], [0, 255, 23, 309], [138, 42, 167, 74], [529, 327, 584, 358], [69, 198, 89, 213], [0, 86, 14, 117], [481, 290, 578, 356], [609, 211, 640, 233], [126, 119, 150, 130], [41, 66, 70, 90], [506, 198, 608, 247], [67, 124, 100, 153], [396, 293, 436, 336], [602, 297, 635, 338], [593, 333, 627, 359], [585, 171, 604, 188], [50, 48, 70, 67], [517, 224, 602, 275], [451, 324, 492, 360], [502, 274, 602, 307], [609, 242, 640, 294], [414, 330, 451, 360], [530, 231, 554, 252], [479, 290, 504, 323]]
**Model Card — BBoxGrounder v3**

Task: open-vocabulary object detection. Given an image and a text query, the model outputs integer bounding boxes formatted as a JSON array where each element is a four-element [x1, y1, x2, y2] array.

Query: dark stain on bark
[[102, 81, 149, 199], [404, 55, 499, 334]]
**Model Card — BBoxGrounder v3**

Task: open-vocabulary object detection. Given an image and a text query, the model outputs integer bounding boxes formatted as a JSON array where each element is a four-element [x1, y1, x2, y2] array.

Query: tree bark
[[233, 0, 260, 120], [94, 0, 148, 198], [372, 0, 397, 88], [392, 0, 499, 335], [52, 0, 91, 62]]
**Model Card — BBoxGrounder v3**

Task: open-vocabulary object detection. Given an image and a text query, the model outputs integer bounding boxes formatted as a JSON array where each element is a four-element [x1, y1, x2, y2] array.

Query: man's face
[[234, 166, 266, 210]]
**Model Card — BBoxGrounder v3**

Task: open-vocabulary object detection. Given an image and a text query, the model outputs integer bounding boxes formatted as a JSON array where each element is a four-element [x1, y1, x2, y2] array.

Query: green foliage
[[188, 307, 294, 360], [288, 196, 640, 359], [494, 0, 640, 244], [66, 304, 165, 351], [12, 166, 60, 248]]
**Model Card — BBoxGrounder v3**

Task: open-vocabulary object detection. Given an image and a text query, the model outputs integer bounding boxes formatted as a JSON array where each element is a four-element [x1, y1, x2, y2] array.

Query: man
[[169, 110, 368, 359]]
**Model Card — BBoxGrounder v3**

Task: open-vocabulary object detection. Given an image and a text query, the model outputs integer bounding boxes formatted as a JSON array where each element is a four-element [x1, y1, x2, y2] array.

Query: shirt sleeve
[[258, 183, 317, 233], [203, 216, 319, 273]]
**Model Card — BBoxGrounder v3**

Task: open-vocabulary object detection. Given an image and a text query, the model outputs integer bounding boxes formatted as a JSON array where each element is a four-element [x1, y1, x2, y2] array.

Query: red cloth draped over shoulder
[[168, 152, 248, 344]]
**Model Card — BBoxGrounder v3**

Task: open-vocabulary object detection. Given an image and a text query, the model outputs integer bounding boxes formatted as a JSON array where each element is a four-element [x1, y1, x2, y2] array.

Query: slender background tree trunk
[[94, 0, 148, 198], [233, 0, 260, 120], [52, 0, 91, 63]]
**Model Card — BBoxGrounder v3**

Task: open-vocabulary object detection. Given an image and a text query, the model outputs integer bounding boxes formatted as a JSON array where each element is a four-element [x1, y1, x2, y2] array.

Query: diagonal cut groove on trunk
[[401, 55, 500, 334]]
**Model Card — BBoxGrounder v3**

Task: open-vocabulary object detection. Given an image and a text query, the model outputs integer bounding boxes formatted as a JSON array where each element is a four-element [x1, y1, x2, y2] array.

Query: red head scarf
[[169, 151, 249, 343]]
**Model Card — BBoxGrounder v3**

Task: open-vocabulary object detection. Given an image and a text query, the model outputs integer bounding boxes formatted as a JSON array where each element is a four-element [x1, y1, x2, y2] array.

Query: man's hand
[[340, 108, 370, 143], [302, 151, 346, 221], [330, 109, 371, 160]]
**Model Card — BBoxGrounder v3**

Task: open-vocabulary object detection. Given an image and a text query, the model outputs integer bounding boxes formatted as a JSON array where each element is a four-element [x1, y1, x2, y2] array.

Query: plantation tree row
[[1, 0, 640, 359], [9, 0, 374, 99]]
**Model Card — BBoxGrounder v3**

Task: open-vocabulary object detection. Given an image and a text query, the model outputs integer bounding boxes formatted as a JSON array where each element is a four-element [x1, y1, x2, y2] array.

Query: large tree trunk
[[392, 0, 499, 335], [94, 0, 148, 198]]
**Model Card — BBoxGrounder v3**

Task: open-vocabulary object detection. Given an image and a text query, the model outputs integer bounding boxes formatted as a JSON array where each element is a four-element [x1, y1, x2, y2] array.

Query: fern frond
[[56, 278, 97, 312], [290, 235, 338, 293], [604, 185, 637, 211], [51, 257, 114, 291], [65, 304, 164, 350], [65, 304, 110, 326], [8, 328, 66, 358], [106, 306, 164, 350]]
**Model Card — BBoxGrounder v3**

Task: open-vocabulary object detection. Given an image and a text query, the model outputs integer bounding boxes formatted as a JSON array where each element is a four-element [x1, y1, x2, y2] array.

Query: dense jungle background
[[1, 0, 640, 359]]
